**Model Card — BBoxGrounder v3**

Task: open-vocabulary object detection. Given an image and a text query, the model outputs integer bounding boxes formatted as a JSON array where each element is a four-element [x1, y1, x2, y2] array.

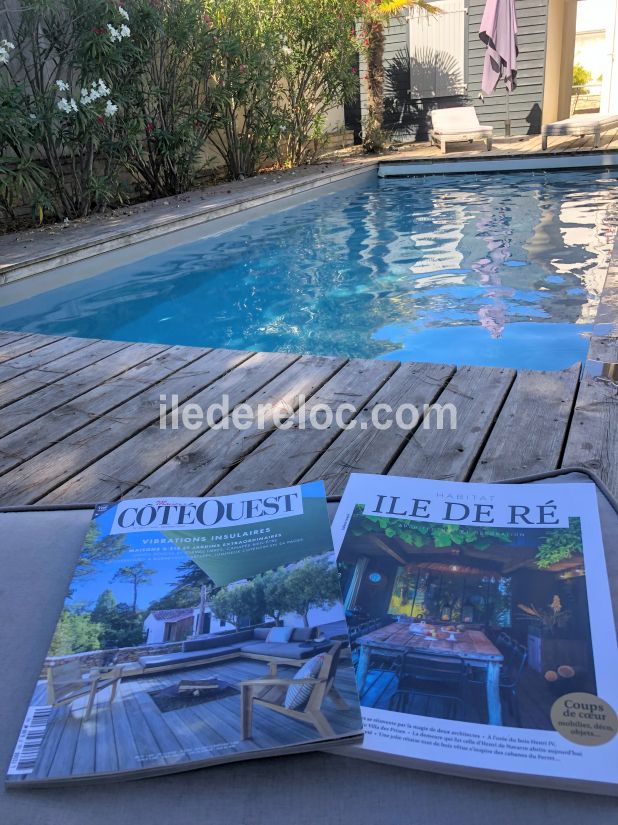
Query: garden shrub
[[0, 0, 360, 227], [208, 0, 282, 180], [275, 0, 359, 166], [0, 0, 134, 223], [114, 0, 222, 198]]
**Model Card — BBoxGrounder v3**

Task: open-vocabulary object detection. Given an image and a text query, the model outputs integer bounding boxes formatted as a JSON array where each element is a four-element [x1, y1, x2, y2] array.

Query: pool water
[[1, 169, 617, 370]]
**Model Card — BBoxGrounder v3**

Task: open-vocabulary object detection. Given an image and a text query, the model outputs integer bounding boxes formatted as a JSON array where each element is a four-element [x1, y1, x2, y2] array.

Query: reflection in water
[[472, 205, 516, 340], [0, 170, 616, 371]]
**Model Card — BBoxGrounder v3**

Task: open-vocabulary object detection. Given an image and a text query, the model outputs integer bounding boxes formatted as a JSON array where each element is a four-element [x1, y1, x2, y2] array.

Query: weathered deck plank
[[209, 359, 398, 495], [562, 336, 618, 492], [42, 350, 297, 503], [0, 345, 227, 504], [0, 335, 93, 387], [471, 364, 581, 482], [0, 345, 190, 474], [130, 354, 347, 497], [0, 341, 167, 441], [299, 361, 456, 496], [0, 338, 129, 409], [0, 330, 615, 503], [389, 365, 516, 481], [0, 332, 63, 365]]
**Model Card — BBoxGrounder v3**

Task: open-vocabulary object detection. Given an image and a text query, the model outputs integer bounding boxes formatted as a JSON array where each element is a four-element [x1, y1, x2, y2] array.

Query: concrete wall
[[543, 0, 578, 123], [601, 0, 618, 113]]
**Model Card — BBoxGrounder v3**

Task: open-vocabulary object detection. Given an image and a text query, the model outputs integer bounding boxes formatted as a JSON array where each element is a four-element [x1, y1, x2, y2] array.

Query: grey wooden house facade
[[359, 0, 577, 141]]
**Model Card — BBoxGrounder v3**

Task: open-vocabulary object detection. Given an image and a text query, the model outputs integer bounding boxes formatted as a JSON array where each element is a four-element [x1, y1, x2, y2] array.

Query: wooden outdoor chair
[[240, 642, 348, 740], [46, 660, 122, 721]]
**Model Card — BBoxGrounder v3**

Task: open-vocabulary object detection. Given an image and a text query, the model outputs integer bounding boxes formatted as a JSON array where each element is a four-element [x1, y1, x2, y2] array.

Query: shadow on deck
[[28, 658, 360, 781]]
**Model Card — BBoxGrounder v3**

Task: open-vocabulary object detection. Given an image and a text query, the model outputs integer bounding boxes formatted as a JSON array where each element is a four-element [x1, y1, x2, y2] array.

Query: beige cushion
[[431, 106, 491, 136], [542, 114, 618, 136], [266, 626, 293, 644], [284, 653, 324, 710]]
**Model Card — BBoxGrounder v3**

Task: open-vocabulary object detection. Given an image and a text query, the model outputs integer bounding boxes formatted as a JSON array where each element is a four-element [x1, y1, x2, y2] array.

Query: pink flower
[[145, 122, 154, 133]]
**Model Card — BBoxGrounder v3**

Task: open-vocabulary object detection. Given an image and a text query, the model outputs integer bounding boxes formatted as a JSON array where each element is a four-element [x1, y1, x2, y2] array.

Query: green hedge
[[0, 0, 360, 227]]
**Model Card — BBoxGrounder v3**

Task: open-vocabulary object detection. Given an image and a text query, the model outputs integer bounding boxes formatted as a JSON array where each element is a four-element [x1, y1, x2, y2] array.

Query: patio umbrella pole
[[505, 87, 511, 137]]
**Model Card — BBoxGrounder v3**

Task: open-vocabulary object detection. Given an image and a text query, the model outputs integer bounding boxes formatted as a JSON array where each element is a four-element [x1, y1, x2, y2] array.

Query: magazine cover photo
[[7, 483, 362, 785], [339, 506, 597, 731]]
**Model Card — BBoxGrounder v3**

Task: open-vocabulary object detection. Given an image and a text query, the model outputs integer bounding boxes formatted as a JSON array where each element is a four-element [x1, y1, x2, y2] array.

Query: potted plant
[[518, 596, 571, 673]]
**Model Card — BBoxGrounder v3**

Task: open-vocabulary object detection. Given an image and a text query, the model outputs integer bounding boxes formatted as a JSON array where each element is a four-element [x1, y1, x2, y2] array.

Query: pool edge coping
[[589, 234, 618, 365], [0, 160, 377, 287]]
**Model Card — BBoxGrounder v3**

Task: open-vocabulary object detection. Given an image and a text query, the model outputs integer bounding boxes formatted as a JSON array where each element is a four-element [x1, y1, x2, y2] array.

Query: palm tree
[[360, 0, 438, 151]]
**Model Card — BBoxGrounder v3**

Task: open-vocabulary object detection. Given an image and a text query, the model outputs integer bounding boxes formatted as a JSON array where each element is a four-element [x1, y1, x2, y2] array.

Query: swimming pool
[[0, 167, 616, 371]]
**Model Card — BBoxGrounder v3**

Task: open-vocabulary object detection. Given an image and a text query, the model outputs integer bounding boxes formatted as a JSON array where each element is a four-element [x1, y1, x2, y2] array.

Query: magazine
[[331, 473, 618, 795], [7, 481, 362, 787]]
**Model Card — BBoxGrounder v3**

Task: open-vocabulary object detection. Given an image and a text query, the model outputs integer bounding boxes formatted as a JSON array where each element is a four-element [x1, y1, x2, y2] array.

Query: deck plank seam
[[92, 351, 308, 501], [352, 364, 459, 480], [189, 354, 352, 497], [0, 344, 220, 505], [0, 340, 135, 414], [0, 343, 174, 446], [193, 356, 354, 495], [29, 348, 259, 504], [555, 367, 585, 471], [284, 361, 404, 488], [461, 367, 518, 481]]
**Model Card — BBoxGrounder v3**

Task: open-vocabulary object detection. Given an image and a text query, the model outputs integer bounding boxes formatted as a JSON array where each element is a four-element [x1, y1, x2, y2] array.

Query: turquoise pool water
[[1, 169, 617, 370]]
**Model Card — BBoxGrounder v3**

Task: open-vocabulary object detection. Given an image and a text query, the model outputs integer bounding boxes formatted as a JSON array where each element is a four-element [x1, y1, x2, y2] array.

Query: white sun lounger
[[429, 107, 493, 154], [541, 113, 618, 150]]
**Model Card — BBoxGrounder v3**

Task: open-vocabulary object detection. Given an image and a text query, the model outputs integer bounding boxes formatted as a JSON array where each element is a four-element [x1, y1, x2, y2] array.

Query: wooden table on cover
[[355, 622, 504, 725]]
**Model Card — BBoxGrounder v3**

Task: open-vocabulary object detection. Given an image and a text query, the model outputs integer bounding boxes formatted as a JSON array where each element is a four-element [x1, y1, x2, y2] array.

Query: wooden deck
[[24, 658, 359, 782], [382, 128, 618, 161], [0, 329, 615, 502]]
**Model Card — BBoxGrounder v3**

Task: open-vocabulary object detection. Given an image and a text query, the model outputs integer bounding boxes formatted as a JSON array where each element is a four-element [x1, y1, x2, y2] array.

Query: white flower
[[29, 113, 36, 120], [104, 100, 118, 118], [0, 39, 15, 65], [281, 46, 292, 56], [108, 22, 130, 42], [55, 79, 70, 92], [57, 97, 78, 114], [118, 6, 129, 20], [81, 79, 111, 105]]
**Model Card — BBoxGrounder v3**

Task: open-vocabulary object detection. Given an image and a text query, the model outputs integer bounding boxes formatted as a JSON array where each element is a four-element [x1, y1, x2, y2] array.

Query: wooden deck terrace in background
[[0, 328, 614, 505]]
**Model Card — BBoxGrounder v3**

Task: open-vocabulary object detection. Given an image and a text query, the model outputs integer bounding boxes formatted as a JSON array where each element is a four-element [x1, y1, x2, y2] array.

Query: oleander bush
[[0, 0, 360, 229], [1, 0, 134, 222], [208, 0, 283, 180], [276, 0, 360, 166], [113, 0, 223, 197]]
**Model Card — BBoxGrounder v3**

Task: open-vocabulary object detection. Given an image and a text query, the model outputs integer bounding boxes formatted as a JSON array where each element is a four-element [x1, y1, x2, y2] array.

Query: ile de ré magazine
[[332, 473, 618, 795]]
